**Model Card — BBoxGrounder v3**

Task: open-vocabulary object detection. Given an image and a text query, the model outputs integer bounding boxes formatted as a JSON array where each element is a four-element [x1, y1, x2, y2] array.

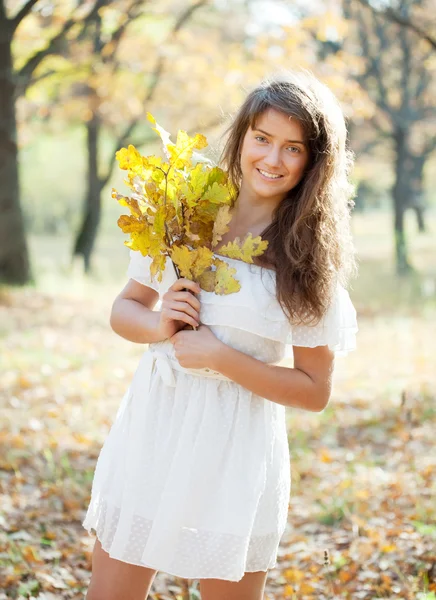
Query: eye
[[255, 135, 268, 143], [287, 146, 301, 153]]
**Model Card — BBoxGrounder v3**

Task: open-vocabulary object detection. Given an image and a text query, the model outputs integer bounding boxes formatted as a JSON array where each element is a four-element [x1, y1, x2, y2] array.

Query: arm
[[110, 277, 202, 344], [212, 342, 335, 412], [110, 280, 165, 344]]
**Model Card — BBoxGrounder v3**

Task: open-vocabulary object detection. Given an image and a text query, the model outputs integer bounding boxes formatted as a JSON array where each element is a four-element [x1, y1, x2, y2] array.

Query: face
[[239, 108, 310, 206]]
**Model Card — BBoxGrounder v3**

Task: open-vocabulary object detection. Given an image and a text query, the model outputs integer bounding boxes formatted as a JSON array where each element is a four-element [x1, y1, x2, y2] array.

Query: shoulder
[[126, 251, 177, 297], [288, 282, 358, 356]]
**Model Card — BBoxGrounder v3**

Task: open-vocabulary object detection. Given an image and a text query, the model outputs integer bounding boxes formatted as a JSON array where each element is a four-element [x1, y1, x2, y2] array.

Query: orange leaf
[[319, 448, 333, 463], [300, 582, 315, 594], [22, 545, 43, 564], [339, 570, 354, 582], [284, 568, 305, 583]]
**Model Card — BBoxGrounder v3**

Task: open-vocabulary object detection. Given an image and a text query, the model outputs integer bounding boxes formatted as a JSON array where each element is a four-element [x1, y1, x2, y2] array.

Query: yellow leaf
[[147, 112, 173, 158], [152, 205, 167, 238], [117, 215, 147, 234], [207, 166, 229, 187], [190, 162, 210, 194], [178, 163, 210, 208], [168, 129, 208, 169], [212, 205, 232, 248], [115, 144, 142, 170], [300, 582, 315, 594], [218, 233, 268, 263], [198, 269, 216, 292], [112, 191, 143, 217], [171, 246, 214, 281], [125, 230, 152, 256], [171, 245, 195, 279], [191, 247, 214, 279], [319, 448, 333, 463], [214, 259, 241, 294], [143, 181, 164, 207], [284, 568, 305, 583], [150, 253, 167, 281], [202, 181, 232, 204]]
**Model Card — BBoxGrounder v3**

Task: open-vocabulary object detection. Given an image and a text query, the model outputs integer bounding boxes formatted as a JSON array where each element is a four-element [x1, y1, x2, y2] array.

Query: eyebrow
[[254, 128, 306, 146]]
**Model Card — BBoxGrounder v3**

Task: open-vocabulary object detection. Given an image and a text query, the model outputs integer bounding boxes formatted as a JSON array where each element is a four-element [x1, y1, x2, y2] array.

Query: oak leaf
[[117, 214, 147, 234], [212, 206, 232, 248], [214, 259, 241, 294], [218, 233, 269, 263]]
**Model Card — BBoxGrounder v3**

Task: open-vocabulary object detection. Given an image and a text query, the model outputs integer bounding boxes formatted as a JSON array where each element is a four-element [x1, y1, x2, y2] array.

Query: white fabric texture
[[83, 250, 358, 581]]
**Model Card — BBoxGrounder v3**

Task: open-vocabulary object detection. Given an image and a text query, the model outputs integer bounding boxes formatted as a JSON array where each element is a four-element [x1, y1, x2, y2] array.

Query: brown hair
[[220, 71, 357, 325]]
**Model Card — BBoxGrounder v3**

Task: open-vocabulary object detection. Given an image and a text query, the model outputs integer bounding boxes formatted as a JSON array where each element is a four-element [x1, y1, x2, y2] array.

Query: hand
[[156, 278, 202, 340], [170, 325, 225, 371]]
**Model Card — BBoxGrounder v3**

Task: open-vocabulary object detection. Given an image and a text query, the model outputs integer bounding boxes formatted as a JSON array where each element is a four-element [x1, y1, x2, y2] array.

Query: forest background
[[0, 0, 435, 599]]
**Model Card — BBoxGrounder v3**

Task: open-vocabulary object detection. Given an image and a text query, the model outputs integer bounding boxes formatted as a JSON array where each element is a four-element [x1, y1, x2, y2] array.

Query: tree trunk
[[0, 19, 31, 284], [414, 205, 425, 233], [392, 128, 414, 275], [407, 154, 426, 233], [72, 113, 103, 272]]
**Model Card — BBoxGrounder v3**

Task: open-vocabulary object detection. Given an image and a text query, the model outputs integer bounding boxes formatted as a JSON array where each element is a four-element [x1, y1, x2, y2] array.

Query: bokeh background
[[0, 1, 435, 599]]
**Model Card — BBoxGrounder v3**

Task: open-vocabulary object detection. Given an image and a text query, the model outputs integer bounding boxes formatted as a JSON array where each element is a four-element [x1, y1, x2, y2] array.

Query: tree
[[71, 1, 208, 271], [0, 0, 109, 284], [356, 0, 436, 50], [343, 0, 436, 273]]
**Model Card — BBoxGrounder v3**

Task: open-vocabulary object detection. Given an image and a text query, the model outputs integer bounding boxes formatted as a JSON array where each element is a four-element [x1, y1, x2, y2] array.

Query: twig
[[323, 549, 337, 599]]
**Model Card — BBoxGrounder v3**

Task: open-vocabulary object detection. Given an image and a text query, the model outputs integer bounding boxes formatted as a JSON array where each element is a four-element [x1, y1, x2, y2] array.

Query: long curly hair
[[220, 71, 357, 325]]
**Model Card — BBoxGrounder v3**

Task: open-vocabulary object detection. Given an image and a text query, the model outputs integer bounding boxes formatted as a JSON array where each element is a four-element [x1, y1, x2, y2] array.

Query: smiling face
[[239, 108, 310, 207]]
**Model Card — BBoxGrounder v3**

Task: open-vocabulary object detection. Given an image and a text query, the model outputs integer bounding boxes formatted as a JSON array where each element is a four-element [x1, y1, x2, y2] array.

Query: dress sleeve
[[126, 250, 160, 292], [287, 283, 358, 357]]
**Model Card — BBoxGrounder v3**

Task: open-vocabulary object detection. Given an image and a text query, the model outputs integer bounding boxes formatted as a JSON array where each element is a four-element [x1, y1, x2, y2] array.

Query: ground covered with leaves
[[0, 286, 435, 599]]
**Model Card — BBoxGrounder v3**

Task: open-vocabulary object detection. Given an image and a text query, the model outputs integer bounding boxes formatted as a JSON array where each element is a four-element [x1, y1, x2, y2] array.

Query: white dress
[[82, 250, 357, 581]]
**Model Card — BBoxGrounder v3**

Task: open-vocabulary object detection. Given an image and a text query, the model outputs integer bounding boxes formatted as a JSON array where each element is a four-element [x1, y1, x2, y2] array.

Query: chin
[[253, 183, 289, 200]]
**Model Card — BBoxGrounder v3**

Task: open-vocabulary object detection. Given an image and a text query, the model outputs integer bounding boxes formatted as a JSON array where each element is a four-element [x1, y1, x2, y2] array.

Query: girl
[[83, 71, 358, 600]]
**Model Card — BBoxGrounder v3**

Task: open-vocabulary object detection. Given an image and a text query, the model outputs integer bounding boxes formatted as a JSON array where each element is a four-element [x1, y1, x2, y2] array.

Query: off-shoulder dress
[[82, 250, 358, 581]]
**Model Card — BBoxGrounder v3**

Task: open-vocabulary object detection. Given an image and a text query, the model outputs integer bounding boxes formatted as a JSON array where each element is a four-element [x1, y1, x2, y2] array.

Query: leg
[[86, 538, 157, 600], [199, 570, 268, 600]]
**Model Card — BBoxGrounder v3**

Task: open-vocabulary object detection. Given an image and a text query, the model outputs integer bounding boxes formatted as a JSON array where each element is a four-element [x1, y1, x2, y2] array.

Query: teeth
[[258, 169, 282, 179]]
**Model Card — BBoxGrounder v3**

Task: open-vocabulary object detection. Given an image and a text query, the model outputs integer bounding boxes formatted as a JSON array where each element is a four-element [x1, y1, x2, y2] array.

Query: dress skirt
[[82, 344, 291, 581]]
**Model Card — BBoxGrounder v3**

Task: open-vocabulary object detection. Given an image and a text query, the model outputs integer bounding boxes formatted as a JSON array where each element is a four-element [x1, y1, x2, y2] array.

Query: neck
[[232, 189, 279, 231]]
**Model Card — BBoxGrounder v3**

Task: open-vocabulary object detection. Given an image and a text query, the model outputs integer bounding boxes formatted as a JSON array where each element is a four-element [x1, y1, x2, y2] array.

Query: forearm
[[110, 298, 166, 344], [212, 344, 331, 412]]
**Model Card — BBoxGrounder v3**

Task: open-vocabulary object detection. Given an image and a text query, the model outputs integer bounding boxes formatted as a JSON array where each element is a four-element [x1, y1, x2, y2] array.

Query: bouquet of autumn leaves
[[112, 113, 268, 295]]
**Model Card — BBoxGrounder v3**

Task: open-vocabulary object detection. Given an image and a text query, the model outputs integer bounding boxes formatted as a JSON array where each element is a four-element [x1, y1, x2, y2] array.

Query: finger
[[164, 308, 199, 330], [170, 278, 201, 294], [171, 291, 201, 312], [167, 300, 199, 322]]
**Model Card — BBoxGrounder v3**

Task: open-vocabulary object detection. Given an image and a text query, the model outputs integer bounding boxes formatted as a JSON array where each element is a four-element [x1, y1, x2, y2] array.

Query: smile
[[257, 168, 283, 180]]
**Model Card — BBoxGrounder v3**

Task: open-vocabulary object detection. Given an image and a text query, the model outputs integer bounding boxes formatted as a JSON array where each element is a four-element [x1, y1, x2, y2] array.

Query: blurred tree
[[343, 0, 436, 274], [356, 0, 436, 50], [71, 1, 207, 272], [10, 1, 378, 278], [0, 0, 109, 284]]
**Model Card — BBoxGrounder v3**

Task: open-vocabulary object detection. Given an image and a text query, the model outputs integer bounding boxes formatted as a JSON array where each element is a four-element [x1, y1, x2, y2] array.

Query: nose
[[263, 144, 281, 168]]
